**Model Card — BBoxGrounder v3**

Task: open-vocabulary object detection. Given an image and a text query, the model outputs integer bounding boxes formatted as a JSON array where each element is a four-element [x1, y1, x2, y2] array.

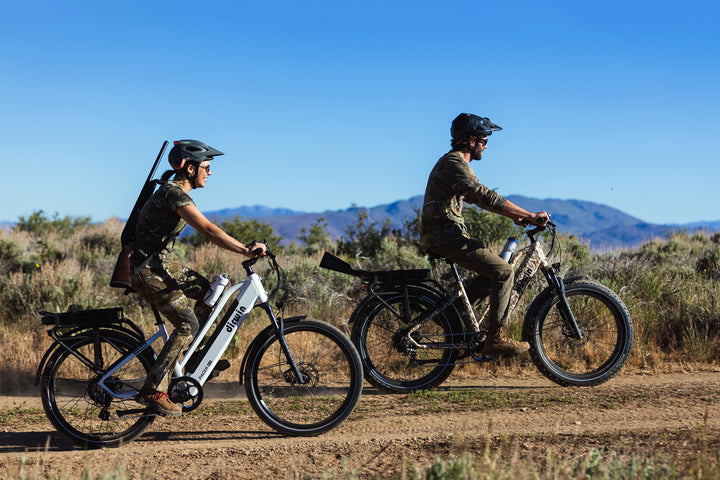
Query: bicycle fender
[[238, 315, 307, 385], [347, 283, 447, 324], [34, 325, 150, 386], [34, 334, 98, 386], [348, 293, 382, 324], [35, 341, 62, 386]]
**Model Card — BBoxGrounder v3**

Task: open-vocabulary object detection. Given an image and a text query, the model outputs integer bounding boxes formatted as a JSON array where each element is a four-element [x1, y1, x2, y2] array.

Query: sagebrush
[[1, 212, 718, 393]]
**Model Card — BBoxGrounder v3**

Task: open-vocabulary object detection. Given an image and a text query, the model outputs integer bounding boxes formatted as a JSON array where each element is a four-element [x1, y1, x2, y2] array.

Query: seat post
[[151, 306, 164, 325], [448, 261, 464, 283]]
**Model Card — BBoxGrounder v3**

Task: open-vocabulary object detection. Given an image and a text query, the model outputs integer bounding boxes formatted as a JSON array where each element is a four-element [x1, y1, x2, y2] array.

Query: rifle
[[109, 141, 169, 289]]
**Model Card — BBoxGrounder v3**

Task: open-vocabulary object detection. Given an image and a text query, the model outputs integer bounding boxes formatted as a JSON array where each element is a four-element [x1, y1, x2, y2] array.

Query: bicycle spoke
[[527, 281, 633, 386], [41, 330, 156, 447], [245, 320, 362, 436]]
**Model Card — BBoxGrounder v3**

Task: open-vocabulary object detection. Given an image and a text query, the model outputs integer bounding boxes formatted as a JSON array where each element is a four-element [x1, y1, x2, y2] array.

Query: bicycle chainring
[[468, 331, 495, 362], [169, 376, 204, 412]]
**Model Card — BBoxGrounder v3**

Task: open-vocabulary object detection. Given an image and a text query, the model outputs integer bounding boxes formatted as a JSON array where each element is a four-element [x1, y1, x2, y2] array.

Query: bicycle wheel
[[40, 329, 156, 448], [244, 319, 362, 436], [351, 288, 462, 393], [523, 281, 633, 387]]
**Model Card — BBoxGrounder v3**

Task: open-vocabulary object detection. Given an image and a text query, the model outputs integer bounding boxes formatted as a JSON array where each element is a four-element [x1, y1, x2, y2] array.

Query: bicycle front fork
[[263, 304, 311, 385], [544, 268, 584, 340]]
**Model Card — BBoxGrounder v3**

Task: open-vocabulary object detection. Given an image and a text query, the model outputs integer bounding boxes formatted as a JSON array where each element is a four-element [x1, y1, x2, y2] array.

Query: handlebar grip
[[248, 239, 270, 257]]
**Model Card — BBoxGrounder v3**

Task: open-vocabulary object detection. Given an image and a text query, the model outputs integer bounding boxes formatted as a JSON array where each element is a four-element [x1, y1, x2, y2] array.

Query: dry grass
[[1, 221, 719, 395]]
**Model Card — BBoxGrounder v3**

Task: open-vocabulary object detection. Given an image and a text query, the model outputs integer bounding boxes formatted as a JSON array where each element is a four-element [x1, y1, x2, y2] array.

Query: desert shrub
[[1, 260, 97, 329], [337, 209, 396, 259], [297, 216, 333, 255], [589, 231, 720, 367], [189, 242, 238, 279], [548, 232, 593, 277], [14, 209, 90, 238], [358, 236, 430, 271], [0, 236, 23, 273], [462, 205, 523, 248], [278, 251, 357, 324], [696, 245, 720, 279], [182, 216, 284, 253], [78, 218, 121, 255], [1, 215, 719, 387]]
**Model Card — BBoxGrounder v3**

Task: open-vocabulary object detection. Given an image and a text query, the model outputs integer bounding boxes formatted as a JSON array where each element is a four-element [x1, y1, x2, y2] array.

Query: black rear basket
[[40, 307, 125, 328]]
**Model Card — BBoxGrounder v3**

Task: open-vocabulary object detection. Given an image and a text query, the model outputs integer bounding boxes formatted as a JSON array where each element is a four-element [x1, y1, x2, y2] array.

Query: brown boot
[[136, 384, 182, 416], [483, 325, 530, 355]]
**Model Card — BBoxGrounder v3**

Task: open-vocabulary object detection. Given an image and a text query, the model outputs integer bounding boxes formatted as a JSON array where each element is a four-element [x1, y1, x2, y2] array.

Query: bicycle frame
[[95, 256, 306, 402], [176, 269, 268, 384], [400, 224, 584, 350], [477, 234, 549, 329]]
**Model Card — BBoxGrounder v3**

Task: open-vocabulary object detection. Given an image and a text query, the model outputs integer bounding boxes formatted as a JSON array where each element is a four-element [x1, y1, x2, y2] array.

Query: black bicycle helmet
[[450, 113, 502, 141], [168, 139, 224, 170]]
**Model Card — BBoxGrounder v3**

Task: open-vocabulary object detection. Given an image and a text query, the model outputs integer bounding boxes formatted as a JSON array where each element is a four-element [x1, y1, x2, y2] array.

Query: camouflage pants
[[130, 255, 211, 391], [423, 231, 514, 328]]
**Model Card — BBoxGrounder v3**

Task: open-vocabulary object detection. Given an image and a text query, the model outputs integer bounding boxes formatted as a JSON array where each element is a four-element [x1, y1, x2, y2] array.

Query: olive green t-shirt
[[420, 150, 506, 242], [131, 181, 194, 255]]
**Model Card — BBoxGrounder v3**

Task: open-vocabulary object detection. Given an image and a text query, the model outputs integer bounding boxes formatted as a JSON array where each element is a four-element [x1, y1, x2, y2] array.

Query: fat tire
[[523, 280, 633, 387], [40, 329, 156, 448], [351, 287, 463, 393], [244, 319, 362, 436]]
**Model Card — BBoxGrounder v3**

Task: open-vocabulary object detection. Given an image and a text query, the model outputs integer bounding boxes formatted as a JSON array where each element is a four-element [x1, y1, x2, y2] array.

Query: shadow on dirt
[[0, 429, 284, 453]]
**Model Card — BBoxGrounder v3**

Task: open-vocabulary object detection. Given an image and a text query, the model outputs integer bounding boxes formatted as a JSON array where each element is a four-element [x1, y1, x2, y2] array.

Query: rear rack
[[40, 307, 125, 327]]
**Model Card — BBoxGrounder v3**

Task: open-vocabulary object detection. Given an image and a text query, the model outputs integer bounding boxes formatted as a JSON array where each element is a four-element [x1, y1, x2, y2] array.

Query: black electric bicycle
[[320, 222, 633, 393], [36, 250, 363, 448]]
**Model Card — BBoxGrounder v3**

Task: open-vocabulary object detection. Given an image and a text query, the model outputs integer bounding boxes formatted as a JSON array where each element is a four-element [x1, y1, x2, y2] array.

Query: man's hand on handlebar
[[533, 211, 551, 227], [515, 211, 551, 227]]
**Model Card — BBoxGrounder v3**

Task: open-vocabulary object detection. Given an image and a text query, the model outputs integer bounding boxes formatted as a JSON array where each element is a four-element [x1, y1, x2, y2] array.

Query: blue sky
[[1, 1, 718, 225]]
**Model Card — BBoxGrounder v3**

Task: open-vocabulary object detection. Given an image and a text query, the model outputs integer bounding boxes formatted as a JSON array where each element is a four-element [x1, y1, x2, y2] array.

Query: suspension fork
[[262, 303, 309, 384], [542, 267, 583, 340]]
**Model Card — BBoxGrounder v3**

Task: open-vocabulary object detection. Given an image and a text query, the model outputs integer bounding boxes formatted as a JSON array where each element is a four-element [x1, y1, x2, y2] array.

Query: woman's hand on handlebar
[[246, 240, 268, 257]]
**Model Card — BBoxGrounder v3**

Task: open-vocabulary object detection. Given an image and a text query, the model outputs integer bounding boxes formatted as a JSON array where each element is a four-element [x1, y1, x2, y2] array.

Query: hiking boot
[[136, 384, 182, 416], [483, 325, 530, 355]]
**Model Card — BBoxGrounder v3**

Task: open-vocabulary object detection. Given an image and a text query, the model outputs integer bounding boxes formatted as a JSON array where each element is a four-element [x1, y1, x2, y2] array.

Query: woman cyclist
[[131, 139, 267, 416]]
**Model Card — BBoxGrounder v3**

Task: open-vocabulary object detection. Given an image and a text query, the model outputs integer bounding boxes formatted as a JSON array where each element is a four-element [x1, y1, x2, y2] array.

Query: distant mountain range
[[2, 196, 716, 250], [204, 195, 720, 250]]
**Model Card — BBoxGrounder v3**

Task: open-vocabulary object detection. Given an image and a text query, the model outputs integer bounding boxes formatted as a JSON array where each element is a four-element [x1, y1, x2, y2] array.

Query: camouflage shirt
[[131, 181, 195, 256], [420, 151, 506, 244]]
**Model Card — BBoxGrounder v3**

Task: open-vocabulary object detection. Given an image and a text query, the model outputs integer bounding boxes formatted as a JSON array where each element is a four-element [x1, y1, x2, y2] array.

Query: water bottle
[[204, 274, 229, 307], [499, 237, 518, 262]]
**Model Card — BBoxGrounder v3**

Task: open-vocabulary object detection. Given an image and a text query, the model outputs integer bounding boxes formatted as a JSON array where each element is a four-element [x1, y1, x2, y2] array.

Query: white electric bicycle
[[36, 249, 363, 448]]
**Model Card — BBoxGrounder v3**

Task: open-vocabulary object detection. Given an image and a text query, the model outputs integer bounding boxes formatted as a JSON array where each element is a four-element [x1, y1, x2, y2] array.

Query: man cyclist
[[420, 113, 549, 355], [131, 139, 267, 415]]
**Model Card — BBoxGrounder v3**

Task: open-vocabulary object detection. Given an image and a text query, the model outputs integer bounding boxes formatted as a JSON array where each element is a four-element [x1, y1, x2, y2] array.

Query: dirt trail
[[1, 371, 719, 479]]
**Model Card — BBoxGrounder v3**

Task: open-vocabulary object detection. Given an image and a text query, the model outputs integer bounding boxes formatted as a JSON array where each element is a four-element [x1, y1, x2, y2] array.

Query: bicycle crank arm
[[116, 408, 151, 417]]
